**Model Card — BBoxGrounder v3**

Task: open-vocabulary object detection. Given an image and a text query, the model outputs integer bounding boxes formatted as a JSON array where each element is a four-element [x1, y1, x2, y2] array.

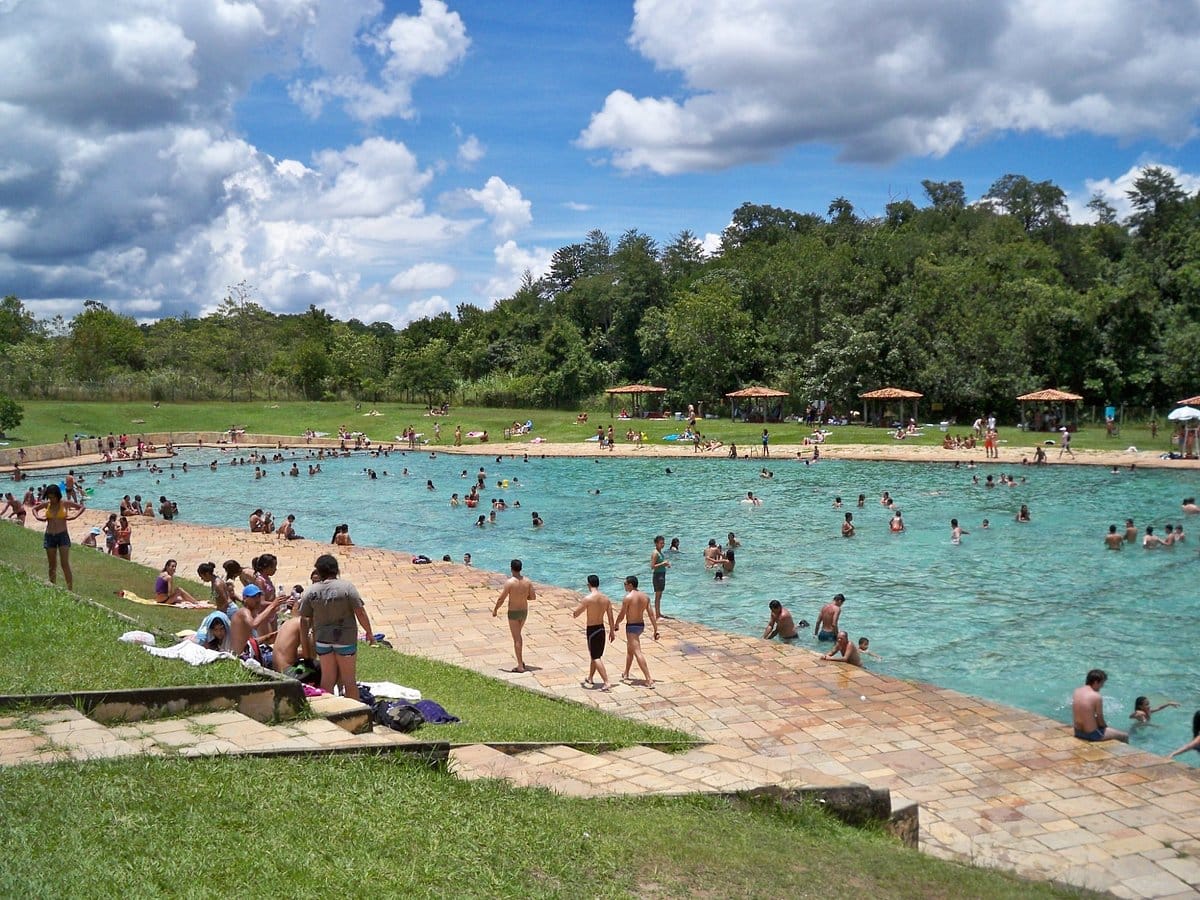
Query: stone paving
[[13, 511, 1200, 898]]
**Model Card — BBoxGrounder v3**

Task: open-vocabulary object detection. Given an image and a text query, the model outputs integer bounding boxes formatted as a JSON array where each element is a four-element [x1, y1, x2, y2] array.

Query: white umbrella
[[1167, 406, 1200, 421]]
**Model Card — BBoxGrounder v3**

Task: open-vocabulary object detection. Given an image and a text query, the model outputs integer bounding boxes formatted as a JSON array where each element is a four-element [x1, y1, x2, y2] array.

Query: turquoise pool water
[[76, 449, 1199, 762]]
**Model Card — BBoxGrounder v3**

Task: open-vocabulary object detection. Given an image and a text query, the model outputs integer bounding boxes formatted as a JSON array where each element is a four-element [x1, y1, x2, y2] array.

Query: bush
[[0, 395, 23, 434]]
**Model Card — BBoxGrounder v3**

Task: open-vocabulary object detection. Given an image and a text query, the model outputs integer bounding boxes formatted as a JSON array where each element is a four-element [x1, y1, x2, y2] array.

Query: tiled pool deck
[[20, 508, 1200, 898]]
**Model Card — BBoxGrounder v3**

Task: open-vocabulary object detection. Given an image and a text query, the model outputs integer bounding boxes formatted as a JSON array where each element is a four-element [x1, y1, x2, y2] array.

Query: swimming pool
[[77, 448, 1200, 762]]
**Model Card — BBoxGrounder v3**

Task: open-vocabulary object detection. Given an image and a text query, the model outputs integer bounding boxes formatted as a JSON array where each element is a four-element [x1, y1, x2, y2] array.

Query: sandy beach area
[[8, 435, 1200, 474]]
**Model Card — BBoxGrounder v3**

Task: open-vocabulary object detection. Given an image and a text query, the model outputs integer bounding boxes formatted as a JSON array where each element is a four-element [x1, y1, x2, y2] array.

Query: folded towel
[[144, 640, 233, 666], [359, 680, 421, 701]]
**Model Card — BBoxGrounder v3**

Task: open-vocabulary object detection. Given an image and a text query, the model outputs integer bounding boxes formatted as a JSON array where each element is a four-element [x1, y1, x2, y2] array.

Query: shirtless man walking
[[493, 558, 535, 673], [1072, 668, 1128, 742], [813, 593, 845, 642], [572, 575, 615, 691], [613, 575, 659, 687]]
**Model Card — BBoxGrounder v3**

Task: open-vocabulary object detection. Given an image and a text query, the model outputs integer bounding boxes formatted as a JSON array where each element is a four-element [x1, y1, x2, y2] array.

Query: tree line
[[1, 166, 1198, 418]]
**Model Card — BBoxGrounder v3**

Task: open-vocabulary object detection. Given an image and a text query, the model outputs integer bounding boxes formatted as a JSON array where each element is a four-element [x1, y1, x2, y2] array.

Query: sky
[[2, 0, 1199, 327]]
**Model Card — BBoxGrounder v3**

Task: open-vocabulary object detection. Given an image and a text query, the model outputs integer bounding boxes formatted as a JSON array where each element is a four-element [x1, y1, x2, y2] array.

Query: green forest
[[2, 167, 1198, 419]]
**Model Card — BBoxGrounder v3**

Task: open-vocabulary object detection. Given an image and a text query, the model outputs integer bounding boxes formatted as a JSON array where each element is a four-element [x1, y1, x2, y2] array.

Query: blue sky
[[1, 0, 1198, 326]]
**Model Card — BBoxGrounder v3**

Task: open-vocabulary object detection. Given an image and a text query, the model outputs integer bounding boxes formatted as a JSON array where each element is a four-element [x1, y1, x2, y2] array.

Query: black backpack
[[374, 700, 424, 733]]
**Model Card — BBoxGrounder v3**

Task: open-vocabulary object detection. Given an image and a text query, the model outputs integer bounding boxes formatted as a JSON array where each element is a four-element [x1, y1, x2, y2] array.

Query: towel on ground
[[144, 640, 233, 666], [414, 699, 459, 724], [119, 630, 157, 646], [117, 589, 211, 610], [360, 680, 421, 701]]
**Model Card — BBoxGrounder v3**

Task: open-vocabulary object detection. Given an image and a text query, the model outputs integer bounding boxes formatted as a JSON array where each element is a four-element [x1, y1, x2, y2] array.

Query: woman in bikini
[[30, 483, 86, 591], [154, 558, 200, 605], [198, 561, 239, 616], [115, 515, 133, 560]]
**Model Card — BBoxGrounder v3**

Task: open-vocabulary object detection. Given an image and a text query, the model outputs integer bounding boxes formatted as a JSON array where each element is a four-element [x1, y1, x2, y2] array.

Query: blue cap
[[242, 584, 262, 598]]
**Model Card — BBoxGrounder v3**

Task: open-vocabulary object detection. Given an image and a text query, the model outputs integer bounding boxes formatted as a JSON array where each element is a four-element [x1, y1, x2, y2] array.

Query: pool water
[[79, 449, 1199, 762]]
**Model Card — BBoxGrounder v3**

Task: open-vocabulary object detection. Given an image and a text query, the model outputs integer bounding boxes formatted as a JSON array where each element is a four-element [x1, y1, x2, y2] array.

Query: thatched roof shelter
[[858, 387, 923, 426], [1016, 388, 1084, 431], [725, 386, 788, 422], [604, 383, 667, 418]]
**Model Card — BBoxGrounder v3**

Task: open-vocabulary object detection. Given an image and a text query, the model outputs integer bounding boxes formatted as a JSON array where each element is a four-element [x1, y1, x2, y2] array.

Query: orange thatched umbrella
[[858, 387, 923, 427], [1016, 388, 1083, 432], [725, 386, 789, 422], [604, 383, 667, 418]]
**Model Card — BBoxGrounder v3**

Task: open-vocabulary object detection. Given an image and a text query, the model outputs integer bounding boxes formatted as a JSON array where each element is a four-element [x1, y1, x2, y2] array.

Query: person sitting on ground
[[154, 559, 200, 605], [1130, 696, 1179, 724], [1072, 668, 1128, 742], [197, 562, 239, 616], [227, 583, 286, 657], [193, 611, 232, 652], [272, 615, 310, 673], [249, 508, 266, 532], [1168, 711, 1200, 758], [277, 514, 301, 540]]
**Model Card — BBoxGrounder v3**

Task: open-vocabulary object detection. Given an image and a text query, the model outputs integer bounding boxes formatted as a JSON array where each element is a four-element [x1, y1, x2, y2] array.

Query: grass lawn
[[0, 526, 691, 745], [7, 398, 1169, 455], [0, 755, 1092, 899], [0, 565, 252, 693]]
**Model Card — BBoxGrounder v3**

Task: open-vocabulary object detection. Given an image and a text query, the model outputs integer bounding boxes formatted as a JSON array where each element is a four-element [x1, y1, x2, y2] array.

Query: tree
[[985, 174, 1068, 233], [1086, 194, 1118, 226], [1126, 166, 1187, 239], [67, 301, 145, 378], [666, 277, 755, 401], [0, 296, 40, 347], [0, 395, 23, 434], [922, 180, 966, 213]]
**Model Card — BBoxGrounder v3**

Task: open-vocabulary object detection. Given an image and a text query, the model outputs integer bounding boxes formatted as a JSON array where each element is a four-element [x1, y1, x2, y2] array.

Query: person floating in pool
[[1071, 669, 1127, 743], [1129, 696, 1178, 725], [743, 491, 762, 506]]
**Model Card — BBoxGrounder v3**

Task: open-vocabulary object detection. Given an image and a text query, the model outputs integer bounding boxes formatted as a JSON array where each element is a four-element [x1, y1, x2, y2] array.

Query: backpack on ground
[[374, 700, 423, 733]]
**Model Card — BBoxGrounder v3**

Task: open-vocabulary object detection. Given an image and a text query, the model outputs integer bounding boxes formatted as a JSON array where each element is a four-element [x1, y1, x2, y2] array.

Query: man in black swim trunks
[[572, 575, 615, 691]]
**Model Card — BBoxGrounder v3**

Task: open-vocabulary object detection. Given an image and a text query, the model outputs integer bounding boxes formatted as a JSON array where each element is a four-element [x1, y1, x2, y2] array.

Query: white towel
[[144, 640, 233, 666], [119, 630, 157, 646], [360, 681, 421, 701]]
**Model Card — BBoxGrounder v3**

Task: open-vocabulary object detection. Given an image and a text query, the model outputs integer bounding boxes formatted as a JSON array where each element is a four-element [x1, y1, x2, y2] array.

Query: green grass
[[0, 565, 253, 693], [6, 399, 1170, 456], [0, 525, 690, 745], [354, 647, 691, 746], [0, 755, 1092, 899]]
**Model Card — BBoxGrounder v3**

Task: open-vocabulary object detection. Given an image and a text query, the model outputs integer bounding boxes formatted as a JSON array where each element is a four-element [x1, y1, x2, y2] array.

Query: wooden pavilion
[[604, 383, 668, 418], [1016, 389, 1083, 432], [859, 387, 923, 427], [725, 386, 789, 423]]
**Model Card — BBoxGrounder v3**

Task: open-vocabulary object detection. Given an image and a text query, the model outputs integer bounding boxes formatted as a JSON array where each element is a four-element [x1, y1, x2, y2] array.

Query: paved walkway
[[23, 513, 1200, 898]]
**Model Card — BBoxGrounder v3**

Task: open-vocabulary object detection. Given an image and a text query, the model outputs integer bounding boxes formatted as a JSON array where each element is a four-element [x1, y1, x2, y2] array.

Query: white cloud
[[480, 239, 553, 301], [0, 1, 538, 325], [1069, 163, 1200, 224], [290, 0, 469, 121], [580, 0, 1200, 173], [457, 134, 485, 166], [464, 176, 533, 238], [563, 201, 592, 212], [700, 232, 722, 257], [388, 262, 457, 292]]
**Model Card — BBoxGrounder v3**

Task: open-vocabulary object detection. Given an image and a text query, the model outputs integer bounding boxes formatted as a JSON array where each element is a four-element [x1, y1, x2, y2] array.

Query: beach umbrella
[[1167, 406, 1200, 420]]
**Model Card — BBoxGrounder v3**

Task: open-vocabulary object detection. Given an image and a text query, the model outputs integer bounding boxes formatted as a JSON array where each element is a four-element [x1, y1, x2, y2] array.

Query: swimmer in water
[[1104, 525, 1123, 550], [762, 600, 798, 640], [1130, 696, 1179, 724], [889, 510, 905, 532], [950, 518, 967, 544], [1015, 504, 1031, 523], [743, 491, 762, 506], [841, 512, 855, 537], [1124, 519, 1137, 543], [1143, 525, 1164, 548]]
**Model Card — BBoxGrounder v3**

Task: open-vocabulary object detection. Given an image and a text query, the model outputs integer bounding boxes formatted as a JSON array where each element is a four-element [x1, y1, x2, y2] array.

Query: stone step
[[0, 709, 143, 765], [306, 694, 373, 734], [450, 744, 531, 781]]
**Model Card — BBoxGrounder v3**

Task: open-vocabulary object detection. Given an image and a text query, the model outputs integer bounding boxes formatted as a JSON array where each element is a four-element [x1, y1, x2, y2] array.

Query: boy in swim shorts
[[493, 558, 535, 673], [572, 575, 615, 691], [613, 575, 659, 688]]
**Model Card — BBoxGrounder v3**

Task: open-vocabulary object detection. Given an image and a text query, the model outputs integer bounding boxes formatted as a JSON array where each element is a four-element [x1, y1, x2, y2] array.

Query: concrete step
[[450, 744, 531, 781], [306, 694, 373, 734], [0, 709, 143, 765]]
